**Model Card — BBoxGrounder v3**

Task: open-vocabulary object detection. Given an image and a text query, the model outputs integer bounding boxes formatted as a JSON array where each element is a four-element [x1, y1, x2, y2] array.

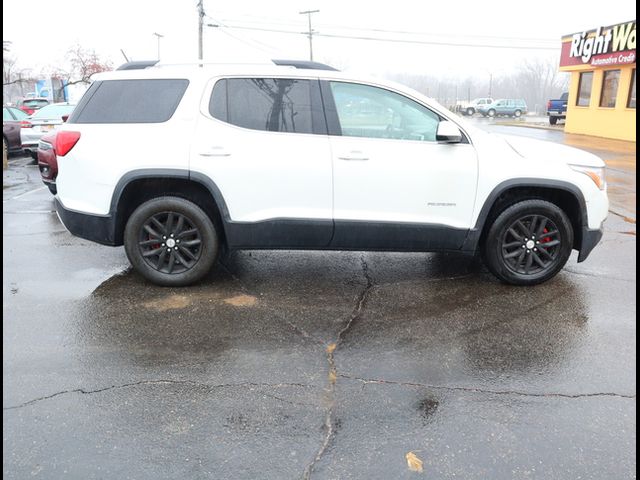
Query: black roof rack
[[116, 60, 159, 71], [272, 59, 338, 71]]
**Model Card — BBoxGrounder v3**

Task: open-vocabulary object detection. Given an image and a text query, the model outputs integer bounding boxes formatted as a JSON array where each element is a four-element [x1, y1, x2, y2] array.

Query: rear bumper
[[54, 197, 118, 246], [577, 227, 604, 262]]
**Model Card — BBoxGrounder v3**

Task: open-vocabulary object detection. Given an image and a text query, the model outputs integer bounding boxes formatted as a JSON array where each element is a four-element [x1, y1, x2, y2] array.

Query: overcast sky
[[3, 0, 636, 79]]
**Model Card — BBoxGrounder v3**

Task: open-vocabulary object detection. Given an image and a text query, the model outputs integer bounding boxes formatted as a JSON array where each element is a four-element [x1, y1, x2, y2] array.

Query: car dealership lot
[[3, 127, 636, 479]]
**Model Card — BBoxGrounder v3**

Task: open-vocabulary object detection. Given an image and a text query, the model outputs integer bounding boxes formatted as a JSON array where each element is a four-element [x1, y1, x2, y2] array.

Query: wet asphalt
[[3, 125, 636, 479]]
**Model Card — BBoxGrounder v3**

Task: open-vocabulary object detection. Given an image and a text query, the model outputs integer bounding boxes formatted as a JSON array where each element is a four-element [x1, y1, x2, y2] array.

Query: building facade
[[559, 20, 636, 141]]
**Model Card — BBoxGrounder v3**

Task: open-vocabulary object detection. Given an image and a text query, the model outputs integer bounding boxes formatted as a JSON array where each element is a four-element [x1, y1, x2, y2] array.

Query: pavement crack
[[3, 380, 315, 411], [608, 210, 636, 224], [341, 375, 636, 399], [302, 256, 375, 480]]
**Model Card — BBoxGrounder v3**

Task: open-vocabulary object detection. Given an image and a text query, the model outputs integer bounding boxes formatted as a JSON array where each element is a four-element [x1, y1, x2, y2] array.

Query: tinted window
[[22, 99, 49, 107], [560, 92, 569, 101], [70, 79, 189, 124], [600, 70, 620, 108], [3, 108, 13, 121], [577, 72, 594, 106], [329, 82, 440, 142], [210, 78, 314, 134], [32, 104, 75, 119], [627, 69, 636, 108]]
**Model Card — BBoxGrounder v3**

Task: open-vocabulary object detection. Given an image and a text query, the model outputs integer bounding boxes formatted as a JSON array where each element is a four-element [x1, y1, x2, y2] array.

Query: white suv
[[52, 60, 608, 286]]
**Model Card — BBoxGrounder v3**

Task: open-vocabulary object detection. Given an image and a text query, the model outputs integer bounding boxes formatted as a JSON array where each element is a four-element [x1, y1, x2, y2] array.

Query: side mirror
[[436, 120, 463, 143], [61, 114, 70, 122]]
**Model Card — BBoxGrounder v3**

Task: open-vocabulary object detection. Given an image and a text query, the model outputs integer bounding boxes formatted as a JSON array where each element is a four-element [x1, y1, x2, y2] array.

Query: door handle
[[199, 146, 231, 157], [338, 151, 369, 161]]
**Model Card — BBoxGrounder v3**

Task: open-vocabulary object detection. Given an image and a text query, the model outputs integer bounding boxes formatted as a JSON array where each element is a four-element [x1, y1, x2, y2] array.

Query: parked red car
[[37, 132, 58, 194], [18, 97, 49, 115], [3, 105, 29, 153]]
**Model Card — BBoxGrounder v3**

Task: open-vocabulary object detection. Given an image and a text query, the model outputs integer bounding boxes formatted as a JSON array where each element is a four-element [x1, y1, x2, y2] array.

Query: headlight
[[570, 165, 606, 190]]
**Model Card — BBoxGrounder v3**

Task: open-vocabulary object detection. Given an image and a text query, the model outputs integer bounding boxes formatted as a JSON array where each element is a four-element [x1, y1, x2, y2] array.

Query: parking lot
[[3, 125, 636, 479]]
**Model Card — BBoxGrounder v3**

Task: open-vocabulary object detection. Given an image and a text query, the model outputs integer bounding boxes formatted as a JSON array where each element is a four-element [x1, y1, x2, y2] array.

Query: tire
[[482, 199, 573, 286], [124, 196, 219, 286], [487, 109, 496, 117], [549, 116, 558, 125], [514, 110, 522, 118], [466, 107, 475, 116]]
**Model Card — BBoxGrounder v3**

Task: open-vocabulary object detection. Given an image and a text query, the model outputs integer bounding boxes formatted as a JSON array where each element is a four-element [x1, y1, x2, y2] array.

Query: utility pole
[[197, 0, 204, 61], [489, 73, 493, 97], [153, 32, 164, 61], [299, 9, 319, 61]]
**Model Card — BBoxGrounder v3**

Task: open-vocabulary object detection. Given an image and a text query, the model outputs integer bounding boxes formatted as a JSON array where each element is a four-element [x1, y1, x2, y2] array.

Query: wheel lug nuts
[[170, 234, 174, 237], [161, 243, 165, 246], [536, 241, 540, 244]]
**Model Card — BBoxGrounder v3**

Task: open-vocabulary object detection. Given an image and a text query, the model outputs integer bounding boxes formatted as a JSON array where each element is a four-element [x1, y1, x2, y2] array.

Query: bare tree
[[51, 44, 112, 96], [3, 41, 38, 102]]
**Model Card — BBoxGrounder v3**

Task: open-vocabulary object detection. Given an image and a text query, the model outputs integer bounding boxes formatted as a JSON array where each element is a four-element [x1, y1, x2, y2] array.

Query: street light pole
[[197, 0, 204, 61], [299, 9, 319, 61], [153, 32, 164, 61]]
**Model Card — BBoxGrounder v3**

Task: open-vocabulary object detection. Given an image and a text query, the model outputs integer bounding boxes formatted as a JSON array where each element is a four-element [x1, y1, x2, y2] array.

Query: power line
[[206, 23, 560, 50], [207, 14, 558, 44]]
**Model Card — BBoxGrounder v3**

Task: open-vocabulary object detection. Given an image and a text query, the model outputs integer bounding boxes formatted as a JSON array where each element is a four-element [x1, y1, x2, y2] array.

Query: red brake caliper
[[541, 227, 551, 243]]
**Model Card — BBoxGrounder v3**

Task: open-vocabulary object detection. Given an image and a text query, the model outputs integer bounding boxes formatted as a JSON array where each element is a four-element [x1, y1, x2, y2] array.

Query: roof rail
[[116, 60, 159, 71], [272, 59, 339, 71]]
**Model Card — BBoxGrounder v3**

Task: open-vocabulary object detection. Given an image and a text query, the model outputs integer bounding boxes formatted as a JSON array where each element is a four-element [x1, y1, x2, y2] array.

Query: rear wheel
[[482, 199, 573, 285], [466, 107, 475, 116], [514, 110, 522, 118], [487, 109, 496, 117], [549, 116, 558, 125], [124, 196, 219, 286]]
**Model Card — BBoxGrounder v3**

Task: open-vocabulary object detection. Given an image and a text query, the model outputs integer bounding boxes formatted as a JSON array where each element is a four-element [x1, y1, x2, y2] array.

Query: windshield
[[32, 104, 75, 119]]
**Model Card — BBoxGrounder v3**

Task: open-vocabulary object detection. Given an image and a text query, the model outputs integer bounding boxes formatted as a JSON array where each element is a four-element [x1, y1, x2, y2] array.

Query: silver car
[[21, 103, 75, 158]]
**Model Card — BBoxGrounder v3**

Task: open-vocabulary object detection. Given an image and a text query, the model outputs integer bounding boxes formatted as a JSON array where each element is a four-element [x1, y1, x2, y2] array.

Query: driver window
[[329, 82, 440, 142]]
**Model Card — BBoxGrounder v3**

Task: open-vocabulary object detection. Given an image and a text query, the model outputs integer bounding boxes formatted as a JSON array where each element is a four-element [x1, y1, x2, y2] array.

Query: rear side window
[[209, 78, 316, 134], [70, 79, 189, 124]]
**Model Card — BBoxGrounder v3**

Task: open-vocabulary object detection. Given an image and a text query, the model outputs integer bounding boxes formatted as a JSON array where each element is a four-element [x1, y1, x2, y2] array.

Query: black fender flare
[[461, 178, 588, 252]]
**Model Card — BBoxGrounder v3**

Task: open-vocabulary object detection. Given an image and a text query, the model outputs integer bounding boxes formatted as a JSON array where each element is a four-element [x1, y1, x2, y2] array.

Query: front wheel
[[482, 200, 573, 285], [514, 110, 522, 118], [124, 196, 219, 286]]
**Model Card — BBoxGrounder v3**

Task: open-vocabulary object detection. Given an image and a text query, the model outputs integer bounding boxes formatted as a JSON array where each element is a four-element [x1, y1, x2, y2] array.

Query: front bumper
[[55, 197, 118, 246], [577, 227, 604, 262]]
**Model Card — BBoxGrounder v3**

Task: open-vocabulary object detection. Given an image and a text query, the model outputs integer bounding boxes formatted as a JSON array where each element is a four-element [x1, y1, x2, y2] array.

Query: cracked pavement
[[3, 128, 636, 480]]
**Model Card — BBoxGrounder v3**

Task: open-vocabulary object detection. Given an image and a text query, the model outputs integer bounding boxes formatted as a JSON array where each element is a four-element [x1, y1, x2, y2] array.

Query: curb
[[494, 122, 565, 132]]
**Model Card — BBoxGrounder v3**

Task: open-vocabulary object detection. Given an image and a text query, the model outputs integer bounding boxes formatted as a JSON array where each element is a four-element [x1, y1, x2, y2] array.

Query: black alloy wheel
[[500, 214, 560, 275], [483, 199, 573, 285], [138, 211, 202, 274], [124, 196, 219, 286]]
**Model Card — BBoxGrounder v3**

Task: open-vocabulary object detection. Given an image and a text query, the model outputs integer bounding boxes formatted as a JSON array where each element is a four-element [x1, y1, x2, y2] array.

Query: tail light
[[547, 101, 552, 110], [20, 120, 32, 129], [55, 131, 81, 156]]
